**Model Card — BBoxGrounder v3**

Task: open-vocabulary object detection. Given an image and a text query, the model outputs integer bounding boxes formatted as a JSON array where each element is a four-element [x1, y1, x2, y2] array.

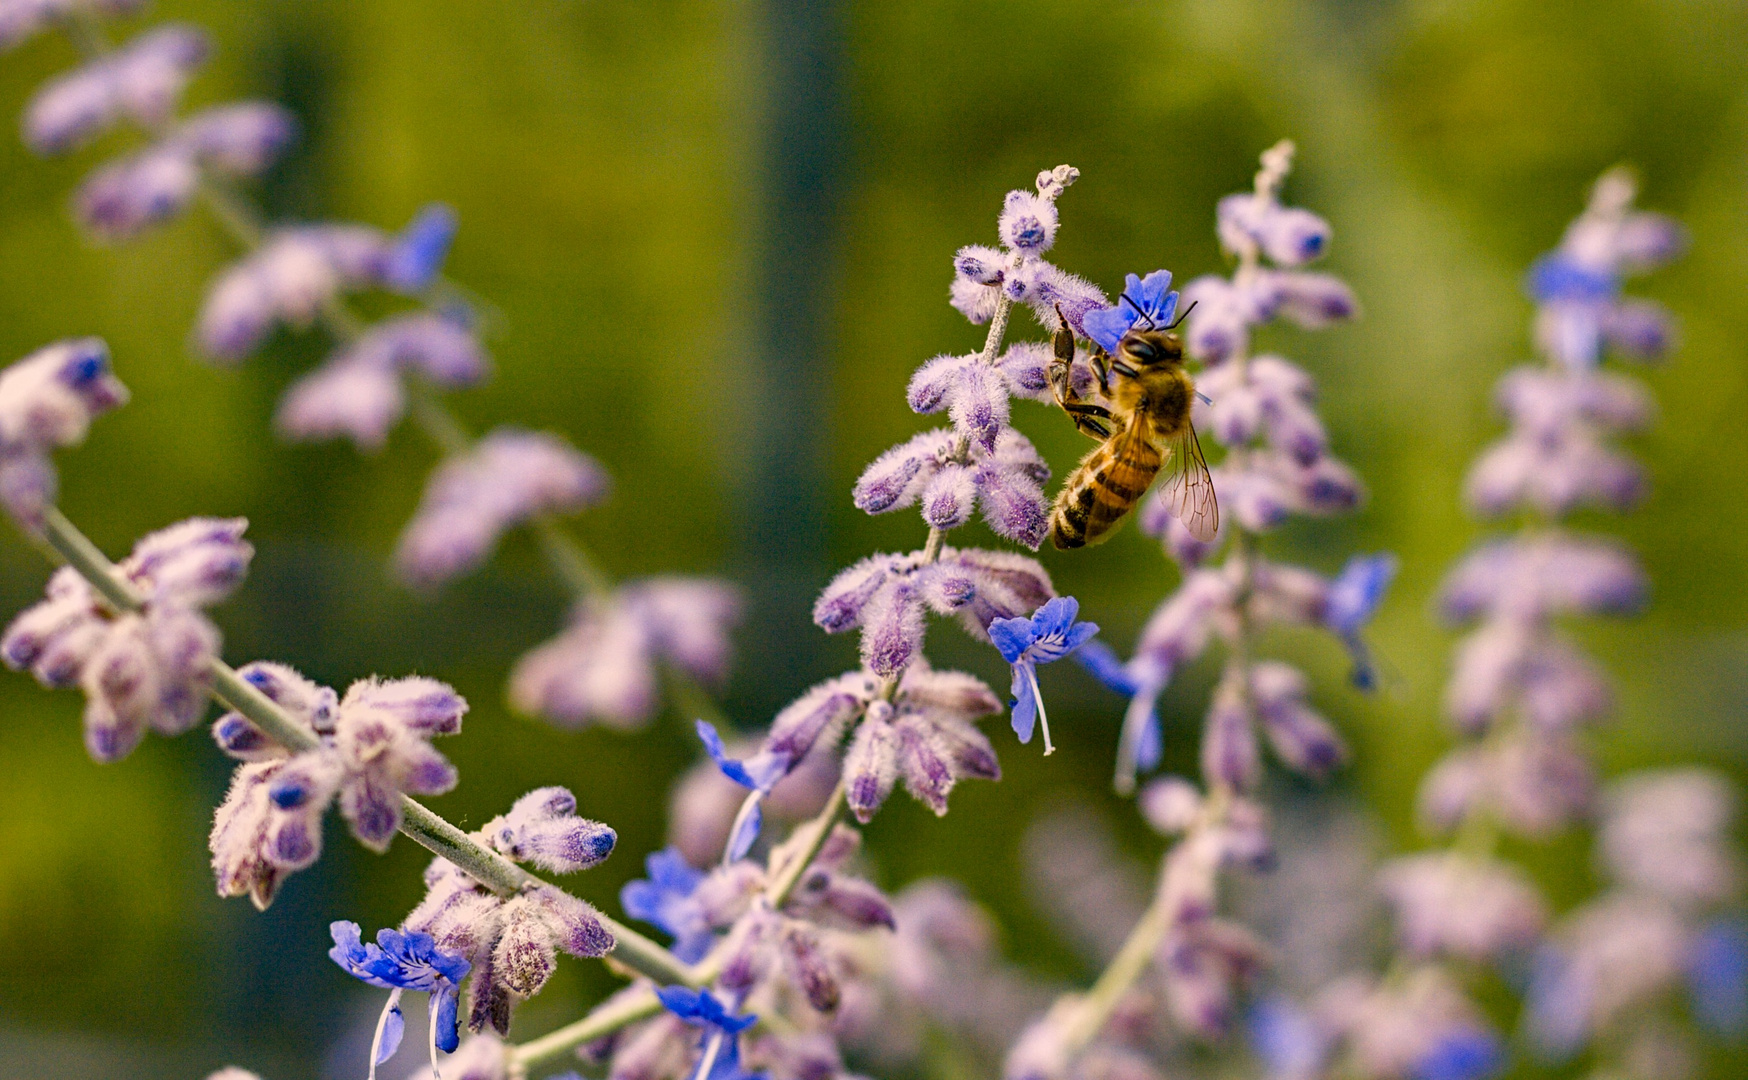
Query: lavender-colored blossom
[[1316, 969, 1501, 1080], [1248, 995, 1335, 1080], [329, 920, 470, 1070], [1081, 270, 1179, 355], [404, 794, 615, 1035], [1526, 168, 1684, 371], [197, 224, 393, 359], [948, 165, 1104, 336], [842, 661, 1002, 823], [209, 668, 465, 883], [1377, 853, 1545, 963], [4, 516, 249, 760], [1250, 661, 1346, 779], [22, 24, 207, 154], [0, 337, 128, 524], [1525, 894, 1690, 1059], [278, 312, 487, 450], [1159, 918, 1267, 1037], [0, 0, 148, 51], [76, 101, 296, 241], [510, 576, 741, 729], [1599, 769, 1739, 908], [396, 428, 608, 587], [814, 546, 1053, 677], [989, 596, 1097, 755], [854, 424, 1050, 549]]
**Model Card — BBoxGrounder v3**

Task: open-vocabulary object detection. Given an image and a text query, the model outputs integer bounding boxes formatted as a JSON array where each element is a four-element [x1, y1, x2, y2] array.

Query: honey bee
[[1047, 300, 1218, 549]]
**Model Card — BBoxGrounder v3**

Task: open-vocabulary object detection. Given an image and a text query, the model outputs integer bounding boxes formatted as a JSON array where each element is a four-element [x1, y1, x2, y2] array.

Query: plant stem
[[762, 781, 848, 908], [33, 505, 697, 988], [509, 986, 664, 1073]]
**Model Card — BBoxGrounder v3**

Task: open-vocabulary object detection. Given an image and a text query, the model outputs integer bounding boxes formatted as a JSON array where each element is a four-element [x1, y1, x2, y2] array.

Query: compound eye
[[1125, 336, 1159, 364]]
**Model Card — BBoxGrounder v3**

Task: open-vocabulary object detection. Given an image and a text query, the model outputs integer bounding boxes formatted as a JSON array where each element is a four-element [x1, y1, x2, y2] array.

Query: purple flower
[[989, 596, 1097, 755], [855, 424, 1051, 549], [274, 359, 405, 450], [330, 920, 470, 1072], [23, 25, 208, 154], [1082, 270, 1179, 354], [998, 189, 1059, 254], [396, 429, 609, 587], [813, 547, 1053, 677], [0, 337, 129, 525], [1247, 995, 1333, 1080], [1412, 1029, 1504, 1080], [510, 576, 742, 729], [484, 785, 617, 874], [842, 662, 1002, 823], [4, 516, 249, 760], [0, 0, 148, 51], [1378, 853, 1545, 963], [197, 224, 398, 360]]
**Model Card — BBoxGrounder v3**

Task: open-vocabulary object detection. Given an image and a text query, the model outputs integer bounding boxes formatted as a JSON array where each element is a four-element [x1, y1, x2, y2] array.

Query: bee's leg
[[1061, 401, 1115, 441], [1090, 350, 1112, 394], [1049, 308, 1078, 405]]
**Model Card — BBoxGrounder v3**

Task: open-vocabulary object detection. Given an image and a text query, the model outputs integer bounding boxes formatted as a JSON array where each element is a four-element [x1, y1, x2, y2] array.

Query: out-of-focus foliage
[[0, 0, 1743, 1076]]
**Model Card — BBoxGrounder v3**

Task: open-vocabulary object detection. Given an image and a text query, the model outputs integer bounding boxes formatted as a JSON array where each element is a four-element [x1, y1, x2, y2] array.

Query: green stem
[[1060, 871, 1174, 1049], [33, 506, 697, 988], [510, 986, 664, 1072], [762, 781, 848, 908]]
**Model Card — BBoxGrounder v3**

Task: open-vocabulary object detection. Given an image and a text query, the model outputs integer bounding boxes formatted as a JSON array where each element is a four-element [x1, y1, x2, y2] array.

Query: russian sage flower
[[813, 546, 1053, 677], [208, 663, 467, 904], [0, 337, 128, 525], [1315, 969, 1504, 1080], [22, 24, 207, 154], [329, 920, 471, 1075], [510, 576, 742, 729], [988, 596, 1096, 755], [1526, 167, 1683, 371], [76, 101, 296, 241], [278, 311, 488, 450], [1081, 269, 1179, 354], [396, 428, 609, 587], [655, 987, 760, 1080], [0, 0, 147, 52], [403, 788, 616, 1035], [949, 165, 1107, 335], [4, 516, 249, 761], [197, 206, 457, 361]]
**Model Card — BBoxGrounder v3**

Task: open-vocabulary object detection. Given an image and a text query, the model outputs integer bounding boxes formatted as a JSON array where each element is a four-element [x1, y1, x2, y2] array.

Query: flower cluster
[[401, 787, 618, 1034], [3, 515, 249, 760], [1080, 142, 1379, 796], [1271, 169, 1706, 1080], [208, 663, 467, 907], [1526, 770, 1744, 1065], [997, 144, 1382, 1080], [395, 428, 609, 588], [278, 310, 489, 451], [511, 577, 742, 729], [0, 338, 128, 525], [1468, 170, 1680, 517], [603, 824, 898, 1080]]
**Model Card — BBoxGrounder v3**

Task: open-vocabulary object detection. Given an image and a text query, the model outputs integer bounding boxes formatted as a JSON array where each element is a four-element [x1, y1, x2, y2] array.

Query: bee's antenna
[[1166, 299, 1198, 330]]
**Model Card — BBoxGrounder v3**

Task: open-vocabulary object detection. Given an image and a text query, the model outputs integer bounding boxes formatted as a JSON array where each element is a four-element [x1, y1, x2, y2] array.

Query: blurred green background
[[0, 0, 1745, 1076]]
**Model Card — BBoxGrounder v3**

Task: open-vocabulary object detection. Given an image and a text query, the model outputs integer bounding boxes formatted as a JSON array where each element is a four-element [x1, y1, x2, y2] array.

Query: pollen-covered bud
[[487, 786, 617, 873], [921, 464, 977, 531], [781, 924, 841, 1012], [275, 360, 405, 450], [1250, 661, 1346, 779], [491, 897, 559, 998], [954, 244, 1007, 285]]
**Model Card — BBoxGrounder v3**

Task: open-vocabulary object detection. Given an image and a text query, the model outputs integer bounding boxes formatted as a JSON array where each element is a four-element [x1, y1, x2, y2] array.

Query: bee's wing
[[1159, 421, 1219, 542]]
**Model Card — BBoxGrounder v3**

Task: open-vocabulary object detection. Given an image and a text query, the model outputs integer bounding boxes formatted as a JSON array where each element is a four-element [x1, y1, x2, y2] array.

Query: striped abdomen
[[1049, 427, 1163, 549]]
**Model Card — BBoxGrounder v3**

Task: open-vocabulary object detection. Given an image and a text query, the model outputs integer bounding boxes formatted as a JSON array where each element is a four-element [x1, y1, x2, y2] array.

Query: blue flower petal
[[1326, 553, 1397, 636], [385, 203, 458, 293], [1008, 664, 1038, 744], [329, 921, 397, 990], [1526, 252, 1617, 304], [376, 1002, 405, 1064], [1073, 639, 1139, 695], [1136, 701, 1163, 773], [696, 720, 757, 789], [1081, 305, 1135, 354], [1131, 269, 1178, 326], [1688, 919, 1748, 1037], [1413, 1029, 1504, 1080], [432, 984, 462, 1053], [726, 795, 763, 862], [1033, 596, 1080, 640], [988, 615, 1038, 664]]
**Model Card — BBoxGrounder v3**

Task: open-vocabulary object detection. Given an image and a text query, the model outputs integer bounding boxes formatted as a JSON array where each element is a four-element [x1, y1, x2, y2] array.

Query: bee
[[1047, 299, 1218, 549]]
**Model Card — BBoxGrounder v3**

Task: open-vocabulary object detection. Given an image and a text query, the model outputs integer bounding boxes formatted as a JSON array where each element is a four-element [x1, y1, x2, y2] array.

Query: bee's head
[[1119, 329, 1183, 368]]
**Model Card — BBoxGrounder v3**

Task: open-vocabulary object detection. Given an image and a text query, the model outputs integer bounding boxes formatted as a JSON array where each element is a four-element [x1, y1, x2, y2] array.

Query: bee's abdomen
[[1050, 439, 1163, 549]]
